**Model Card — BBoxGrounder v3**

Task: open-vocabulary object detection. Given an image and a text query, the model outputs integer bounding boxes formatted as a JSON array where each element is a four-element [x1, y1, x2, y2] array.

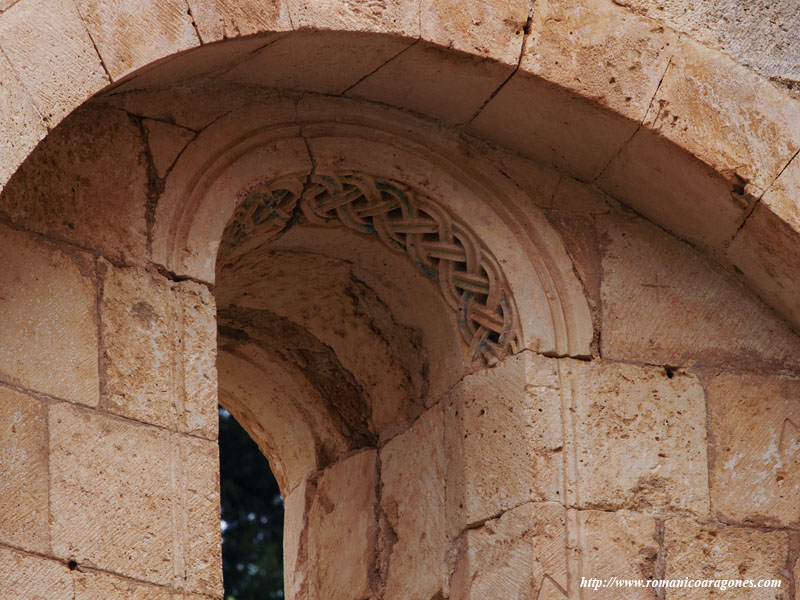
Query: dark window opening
[[219, 406, 285, 600]]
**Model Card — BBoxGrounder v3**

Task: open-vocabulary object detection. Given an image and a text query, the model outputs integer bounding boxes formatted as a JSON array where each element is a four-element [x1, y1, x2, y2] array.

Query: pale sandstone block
[[73, 570, 171, 600], [524, 0, 677, 121], [0, 225, 99, 405], [664, 517, 790, 598], [380, 405, 445, 600], [445, 352, 563, 536], [0, 105, 149, 265], [0, 386, 48, 553], [578, 510, 659, 598], [284, 479, 314, 600], [223, 30, 412, 95], [175, 434, 223, 596], [101, 263, 179, 430], [348, 41, 514, 124], [49, 402, 173, 584], [707, 372, 800, 528], [287, 0, 419, 37], [599, 214, 800, 371], [420, 0, 529, 66], [470, 70, 639, 181], [566, 360, 709, 516], [450, 502, 569, 600], [142, 119, 195, 180], [0, 0, 108, 126], [645, 36, 800, 193], [187, 0, 291, 42], [0, 50, 47, 189], [75, 0, 199, 81], [0, 547, 71, 600], [308, 449, 378, 600]]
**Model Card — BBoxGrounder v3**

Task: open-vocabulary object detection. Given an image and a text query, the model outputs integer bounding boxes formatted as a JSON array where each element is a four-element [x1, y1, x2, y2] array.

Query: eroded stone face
[[707, 372, 800, 528]]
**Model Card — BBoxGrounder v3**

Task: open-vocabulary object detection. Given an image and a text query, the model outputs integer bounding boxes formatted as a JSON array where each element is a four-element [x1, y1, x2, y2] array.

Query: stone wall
[[1, 3, 799, 599]]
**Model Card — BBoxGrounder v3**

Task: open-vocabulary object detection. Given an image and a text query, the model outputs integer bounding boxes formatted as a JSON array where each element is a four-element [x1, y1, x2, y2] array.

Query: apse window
[[219, 406, 285, 599]]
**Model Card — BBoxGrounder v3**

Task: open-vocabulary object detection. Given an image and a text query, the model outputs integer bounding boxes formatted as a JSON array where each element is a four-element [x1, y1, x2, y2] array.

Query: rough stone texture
[[524, 0, 677, 121], [49, 402, 174, 585], [0, 50, 47, 188], [612, 0, 800, 84], [186, 0, 291, 43], [599, 213, 800, 371], [0, 224, 99, 405], [0, 547, 72, 600], [565, 360, 709, 515], [142, 118, 195, 179], [308, 450, 378, 600], [380, 405, 445, 600], [707, 372, 800, 528], [420, 0, 529, 66], [287, 0, 419, 37], [223, 30, 412, 95], [283, 479, 314, 600], [578, 510, 659, 597], [75, 0, 199, 80], [0, 0, 109, 126], [175, 434, 223, 596], [664, 517, 790, 597], [0, 386, 49, 553], [445, 352, 563, 535], [73, 570, 171, 600], [101, 263, 179, 430], [348, 41, 513, 124], [644, 36, 800, 194], [0, 104, 149, 266]]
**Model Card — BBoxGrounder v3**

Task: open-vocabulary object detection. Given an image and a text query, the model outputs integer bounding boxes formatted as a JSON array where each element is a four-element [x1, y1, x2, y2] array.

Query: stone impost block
[[0, 0, 109, 127], [380, 405, 445, 600], [0, 386, 49, 553], [445, 352, 563, 536], [0, 224, 99, 406]]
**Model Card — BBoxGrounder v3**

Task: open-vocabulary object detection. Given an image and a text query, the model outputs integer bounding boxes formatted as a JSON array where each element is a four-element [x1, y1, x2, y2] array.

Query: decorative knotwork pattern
[[220, 172, 522, 365]]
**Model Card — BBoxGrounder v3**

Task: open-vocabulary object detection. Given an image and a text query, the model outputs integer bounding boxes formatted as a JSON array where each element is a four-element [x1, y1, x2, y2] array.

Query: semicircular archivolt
[[219, 171, 522, 366]]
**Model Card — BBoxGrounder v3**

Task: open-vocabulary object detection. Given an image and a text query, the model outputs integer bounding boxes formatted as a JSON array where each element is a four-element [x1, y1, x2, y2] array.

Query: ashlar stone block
[[0, 548, 71, 600]]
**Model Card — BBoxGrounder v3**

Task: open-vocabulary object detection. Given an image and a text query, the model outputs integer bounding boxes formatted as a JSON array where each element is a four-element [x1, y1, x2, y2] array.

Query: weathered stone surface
[[142, 118, 195, 179], [450, 502, 569, 600], [380, 405, 445, 600], [284, 479, 314, 600], [0, 0, 108, 126], [578, 510, 659, 597], [470, 70, 639, 181], [348, 41, 513, 124], [645, 36, 800, 194], [525, 0, 677, 121], [420, 0, 529, 66], [176, 281, 218, 440], [187, 0, 291, 42], [707, 372, 800, 528], [0, 547, 71, 600], [175, 434, 223, 596], [599, 213, 800, 371], [0, 386, 49, 553], [664, 517, 790, 597], [308, 450, 378, 600], [101, 263, 178, 429], [76, 0, 199, 80], [565, 360, 709, 515], [445, 352, 563, 535], [223, 30, 412, 95], [0, 50, 47, 188], [0, 104, 149, 265], [73, 570, 171, 600], [611, 0, 800, 83], [287, 0, 418, 37], [0, 225, 99, 405], [49, 402, 173, 584]]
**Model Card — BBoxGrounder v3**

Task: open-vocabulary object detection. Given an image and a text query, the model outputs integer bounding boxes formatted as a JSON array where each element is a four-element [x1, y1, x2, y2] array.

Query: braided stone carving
[[220, 172, 522, 365]]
